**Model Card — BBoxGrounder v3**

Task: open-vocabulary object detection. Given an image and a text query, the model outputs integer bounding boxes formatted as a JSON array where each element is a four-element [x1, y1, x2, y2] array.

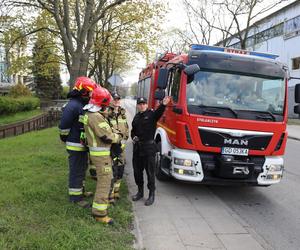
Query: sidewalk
[[287, 125, 300, 141], [125, 143, 268, 250]]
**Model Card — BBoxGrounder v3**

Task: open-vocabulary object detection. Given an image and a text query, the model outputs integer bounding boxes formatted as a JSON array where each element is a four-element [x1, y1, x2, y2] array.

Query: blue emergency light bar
[[190, 44, 279, 60]]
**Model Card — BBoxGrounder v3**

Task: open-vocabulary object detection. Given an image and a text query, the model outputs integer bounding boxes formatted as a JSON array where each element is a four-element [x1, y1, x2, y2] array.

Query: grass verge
[[287, 118, 300, 126], [0, 127, 134, 249], [0, 109, 43, 126]]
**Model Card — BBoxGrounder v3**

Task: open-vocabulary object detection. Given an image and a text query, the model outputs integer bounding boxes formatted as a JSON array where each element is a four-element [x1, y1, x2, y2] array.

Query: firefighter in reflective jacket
[[82, 87, 122, 224], [109, 92, 129, 201], [59, 76, 97, 208]]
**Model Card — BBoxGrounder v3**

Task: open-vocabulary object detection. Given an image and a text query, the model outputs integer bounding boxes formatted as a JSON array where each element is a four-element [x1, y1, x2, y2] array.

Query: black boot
[[144, 190, 155, 206], [132, 186, 144, 201]]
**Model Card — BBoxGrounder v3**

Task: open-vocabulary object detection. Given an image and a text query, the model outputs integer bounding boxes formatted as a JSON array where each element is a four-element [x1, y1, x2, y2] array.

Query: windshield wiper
[[198, 105, 238, 118], [255, 111, 276, 121]]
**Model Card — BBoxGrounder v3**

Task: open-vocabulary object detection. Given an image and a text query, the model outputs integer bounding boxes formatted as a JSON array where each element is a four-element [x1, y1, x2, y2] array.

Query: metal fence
[[0, 110, 61, 139]]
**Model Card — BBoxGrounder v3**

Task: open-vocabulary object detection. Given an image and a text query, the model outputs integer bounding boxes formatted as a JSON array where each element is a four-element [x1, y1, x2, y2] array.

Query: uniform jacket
[[82, 111, 121, 156], [59, 92, 87, 151], [131, 103, 166, 142], [109, 106, 129, 140]]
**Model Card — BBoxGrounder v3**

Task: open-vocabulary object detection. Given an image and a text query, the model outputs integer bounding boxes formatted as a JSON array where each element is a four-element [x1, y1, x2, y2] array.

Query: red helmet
[[89, 87, 112, 107], [73, 76, 97, 92]]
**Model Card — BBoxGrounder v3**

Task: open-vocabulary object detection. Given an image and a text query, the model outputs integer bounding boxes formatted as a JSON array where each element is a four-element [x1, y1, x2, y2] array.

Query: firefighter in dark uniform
[[59, 76, 97, 208], [131, 96, 171, 206]]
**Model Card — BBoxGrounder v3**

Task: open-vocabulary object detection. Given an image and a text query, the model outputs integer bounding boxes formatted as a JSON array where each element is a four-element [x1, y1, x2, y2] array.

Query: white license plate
[[221, 147, 249, 156]]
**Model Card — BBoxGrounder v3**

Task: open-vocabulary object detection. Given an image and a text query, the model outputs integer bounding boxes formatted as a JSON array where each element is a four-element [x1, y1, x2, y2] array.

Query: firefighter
[[82, 87, 122, 224], [59, 76, 97, 208], [131, 96, 171, 206], [109, 92, 129, 202]]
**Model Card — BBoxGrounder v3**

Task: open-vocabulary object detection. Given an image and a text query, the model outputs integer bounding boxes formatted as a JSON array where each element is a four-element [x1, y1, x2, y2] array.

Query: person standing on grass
[[82, 87, 123, 224], [59, 77, 97, 208], [108, 92, 129, 204]]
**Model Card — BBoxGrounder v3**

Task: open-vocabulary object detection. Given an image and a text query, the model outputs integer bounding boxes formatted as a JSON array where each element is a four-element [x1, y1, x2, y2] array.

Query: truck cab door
[[161, 68, 182, 144]]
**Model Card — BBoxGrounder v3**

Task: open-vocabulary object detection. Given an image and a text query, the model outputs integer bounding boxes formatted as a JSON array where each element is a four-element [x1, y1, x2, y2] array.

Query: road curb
[[288, 136, 300, 141]]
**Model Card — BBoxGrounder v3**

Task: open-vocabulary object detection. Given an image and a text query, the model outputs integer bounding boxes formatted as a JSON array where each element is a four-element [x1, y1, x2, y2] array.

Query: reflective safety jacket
[[109, 106, 129, 141], [81, 111, 122, 157], [59, 96, 87, 152]]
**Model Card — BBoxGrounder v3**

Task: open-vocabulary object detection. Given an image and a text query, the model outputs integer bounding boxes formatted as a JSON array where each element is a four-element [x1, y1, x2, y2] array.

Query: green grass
[[0, 109, 43, 126], [0, 127, 134, 250], [287, 118, 300, 126]]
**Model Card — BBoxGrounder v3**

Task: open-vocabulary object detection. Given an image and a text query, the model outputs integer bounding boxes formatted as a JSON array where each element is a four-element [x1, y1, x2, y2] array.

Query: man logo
[[224, 138, 248, 146]]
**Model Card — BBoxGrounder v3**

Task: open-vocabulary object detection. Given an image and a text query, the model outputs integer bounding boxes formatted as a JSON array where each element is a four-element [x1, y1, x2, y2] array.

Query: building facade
[[218, 0, 300, 117]]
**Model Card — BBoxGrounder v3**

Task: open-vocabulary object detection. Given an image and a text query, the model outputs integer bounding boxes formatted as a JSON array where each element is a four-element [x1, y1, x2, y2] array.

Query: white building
[[217, 0, 300, 117]]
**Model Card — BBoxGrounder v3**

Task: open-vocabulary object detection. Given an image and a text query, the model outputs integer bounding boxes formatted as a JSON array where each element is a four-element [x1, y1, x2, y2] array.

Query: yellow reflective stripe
[[59, 129, 70, 135], [104, 167, 112, 173], [110, 120, 117, 125], [87, 126, 97, 147], [121, 143, 126, 149], [119, 119, 127, 124], [66, 146, 86, 151], [98, 122, 110, 129], [114, 183, 121, 188], [92, 202, 108, 211], [79, 114, 88, 125], [90, 151, 110, 156], [69, 188, 82, 195]]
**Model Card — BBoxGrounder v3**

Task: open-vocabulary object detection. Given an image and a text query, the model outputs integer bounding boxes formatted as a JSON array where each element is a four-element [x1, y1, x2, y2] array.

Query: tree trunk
[[69, 52, 89, 89]]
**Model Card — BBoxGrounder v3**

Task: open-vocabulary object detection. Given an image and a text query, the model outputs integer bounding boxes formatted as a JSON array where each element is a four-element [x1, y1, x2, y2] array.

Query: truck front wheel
[[155, 142, 171, 181]]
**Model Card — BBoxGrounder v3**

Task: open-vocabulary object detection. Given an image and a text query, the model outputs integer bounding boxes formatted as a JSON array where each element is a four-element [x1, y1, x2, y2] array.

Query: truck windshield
[[186, 70, 285, 118]]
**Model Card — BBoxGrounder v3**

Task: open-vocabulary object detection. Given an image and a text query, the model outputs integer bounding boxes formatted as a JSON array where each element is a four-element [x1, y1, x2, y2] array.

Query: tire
[[155, 142, 171, 181]]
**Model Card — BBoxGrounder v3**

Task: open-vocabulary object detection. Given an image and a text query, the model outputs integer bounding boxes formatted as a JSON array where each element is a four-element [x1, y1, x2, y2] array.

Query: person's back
[[59, 77, 97, 207]]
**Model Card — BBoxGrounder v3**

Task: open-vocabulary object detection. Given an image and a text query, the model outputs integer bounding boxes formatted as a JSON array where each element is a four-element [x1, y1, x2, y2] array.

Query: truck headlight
[[174, 158, 193, 167], [268, 164, 283, 172]]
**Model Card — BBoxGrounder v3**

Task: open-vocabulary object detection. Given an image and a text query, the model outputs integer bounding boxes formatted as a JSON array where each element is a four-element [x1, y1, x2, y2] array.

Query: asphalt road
[[123, 99, 300, 250], [209, 138, 300, 250]]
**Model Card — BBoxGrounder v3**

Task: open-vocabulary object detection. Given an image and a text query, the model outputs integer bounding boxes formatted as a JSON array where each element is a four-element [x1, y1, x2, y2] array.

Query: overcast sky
[[121, 0, 296, 86]]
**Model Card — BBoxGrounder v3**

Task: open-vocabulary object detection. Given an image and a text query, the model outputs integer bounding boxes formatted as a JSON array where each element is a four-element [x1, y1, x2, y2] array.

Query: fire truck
[[137, 44, 300, 186]]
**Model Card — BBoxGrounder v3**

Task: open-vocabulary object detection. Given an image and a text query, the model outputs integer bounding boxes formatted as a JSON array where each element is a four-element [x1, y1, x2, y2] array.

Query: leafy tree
[[32, 12, 62, 99], [89, 0, 165, 87]]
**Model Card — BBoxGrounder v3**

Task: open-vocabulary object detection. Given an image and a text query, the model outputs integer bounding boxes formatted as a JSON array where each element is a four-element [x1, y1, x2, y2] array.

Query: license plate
[[221, 147, 249, 156]]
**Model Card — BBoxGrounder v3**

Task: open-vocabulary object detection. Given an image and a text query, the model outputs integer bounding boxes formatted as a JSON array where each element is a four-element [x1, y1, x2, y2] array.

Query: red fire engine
[[137, 44, 300, 186]]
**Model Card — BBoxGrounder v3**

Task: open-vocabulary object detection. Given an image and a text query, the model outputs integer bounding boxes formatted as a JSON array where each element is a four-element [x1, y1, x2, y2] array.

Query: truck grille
[[199, 127, 272, 150]]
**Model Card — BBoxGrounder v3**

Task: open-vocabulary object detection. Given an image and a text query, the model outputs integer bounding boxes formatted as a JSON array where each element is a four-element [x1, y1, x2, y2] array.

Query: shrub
[[9, 83, 32, 98], [60, 86, 70, 99], [0, 96, 40, 115]]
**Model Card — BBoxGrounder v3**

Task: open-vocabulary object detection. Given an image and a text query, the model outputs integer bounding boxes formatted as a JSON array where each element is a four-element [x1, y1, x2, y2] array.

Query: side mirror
[[157, 68, 168, 89], [295, 84, 300, 103], [294, 104, 300, 114], [184, 64, 200, 76], [154, 89, 165, 100]]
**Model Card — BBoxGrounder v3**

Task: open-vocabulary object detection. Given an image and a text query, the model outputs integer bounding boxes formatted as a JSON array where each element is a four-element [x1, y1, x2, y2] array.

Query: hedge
[[0, 96, 40, 115]]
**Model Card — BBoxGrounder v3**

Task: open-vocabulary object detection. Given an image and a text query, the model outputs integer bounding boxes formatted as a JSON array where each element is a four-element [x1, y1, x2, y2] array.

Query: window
[[292, 57, 300, 70], [170, 69, 181, 102], [137, 77, 151, 99], [143, 77, 151, 100], [284, 15, 300, 39], [137, 80, 144, 97], [166, 68, 181, 103]]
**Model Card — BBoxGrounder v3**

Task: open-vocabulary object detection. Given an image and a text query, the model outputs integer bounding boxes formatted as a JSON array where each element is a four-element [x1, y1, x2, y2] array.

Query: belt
[[138, 140, 155, 145]]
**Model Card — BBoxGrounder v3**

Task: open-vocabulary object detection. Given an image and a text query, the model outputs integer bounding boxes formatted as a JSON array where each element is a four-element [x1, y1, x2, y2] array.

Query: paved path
[[123, 99, 268, 250]]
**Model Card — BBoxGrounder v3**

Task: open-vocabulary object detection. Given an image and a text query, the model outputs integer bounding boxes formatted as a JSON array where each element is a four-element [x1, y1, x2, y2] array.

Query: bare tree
[[215, 0, 288, 49], [1, 0, 126, 87], [181, 0, 288, 49]]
